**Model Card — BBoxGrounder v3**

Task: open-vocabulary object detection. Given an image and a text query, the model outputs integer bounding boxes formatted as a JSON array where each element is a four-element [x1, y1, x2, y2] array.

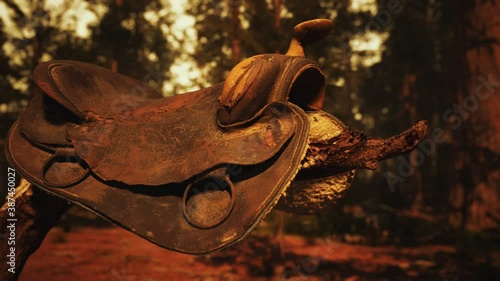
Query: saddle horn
[[286, 19, 333, 57], [219, 19, 333, 125]]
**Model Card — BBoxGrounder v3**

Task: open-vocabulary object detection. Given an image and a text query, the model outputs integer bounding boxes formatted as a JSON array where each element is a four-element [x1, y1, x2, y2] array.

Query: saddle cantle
[[6, 19, 335, 254]]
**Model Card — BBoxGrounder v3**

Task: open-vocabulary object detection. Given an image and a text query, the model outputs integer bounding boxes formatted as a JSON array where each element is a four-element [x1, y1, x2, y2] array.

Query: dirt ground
[[18, 225, 495, 281]]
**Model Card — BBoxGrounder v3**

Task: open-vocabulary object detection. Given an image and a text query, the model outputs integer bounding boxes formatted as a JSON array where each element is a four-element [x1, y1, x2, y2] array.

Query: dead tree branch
[[298, 120, 429, 179]]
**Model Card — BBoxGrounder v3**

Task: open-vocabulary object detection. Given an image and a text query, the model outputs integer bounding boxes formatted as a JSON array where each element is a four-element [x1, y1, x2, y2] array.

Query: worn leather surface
[[65, 88, 298, 185], [6, 60, 313, 254], [6, 18, 338, 254], [218, 54, 326, 125]]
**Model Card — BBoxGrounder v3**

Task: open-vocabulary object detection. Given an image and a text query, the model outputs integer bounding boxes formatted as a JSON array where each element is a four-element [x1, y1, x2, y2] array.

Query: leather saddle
[[6, 19, 333, 254]]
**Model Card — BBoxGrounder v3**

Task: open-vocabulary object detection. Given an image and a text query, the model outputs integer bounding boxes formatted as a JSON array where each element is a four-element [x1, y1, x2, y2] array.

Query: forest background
[[0, 0, 498, 279]]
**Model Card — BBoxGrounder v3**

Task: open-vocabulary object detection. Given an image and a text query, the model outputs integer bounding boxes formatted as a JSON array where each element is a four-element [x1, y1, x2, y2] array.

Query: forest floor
[[19, 225, 497, 281]]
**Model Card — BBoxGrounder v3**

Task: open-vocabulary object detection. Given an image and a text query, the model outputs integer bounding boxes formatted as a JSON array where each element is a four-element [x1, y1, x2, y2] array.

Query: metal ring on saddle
[[182, 171, 235, 229], [41, 147, 89, 188]]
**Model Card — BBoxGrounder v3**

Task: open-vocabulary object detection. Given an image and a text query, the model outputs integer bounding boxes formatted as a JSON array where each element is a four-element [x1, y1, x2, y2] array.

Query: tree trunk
[[0, 180, 69, 281], [450, 0, 500, 230], [401, 73, 424, 215], [111, 0, 124, 73], [230, 0, 242, 62]]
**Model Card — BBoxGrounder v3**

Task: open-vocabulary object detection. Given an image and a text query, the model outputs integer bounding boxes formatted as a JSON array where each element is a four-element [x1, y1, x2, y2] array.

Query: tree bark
[[298, 120, 428, 179], [449, 0, 500, 230], [0, 180, 69, 281], [401, 73, 423, 215], [111, 0, 124, 73], [230, 0, 242, 62]]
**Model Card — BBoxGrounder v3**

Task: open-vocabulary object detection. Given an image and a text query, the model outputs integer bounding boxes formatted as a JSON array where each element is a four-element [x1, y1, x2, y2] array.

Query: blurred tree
[[90, 0, 176, 91], [0, 17, 17, 136], [447, 0, 499, 230], [359, 0, 444, 216], [357, 0, 499, 233], [0, 0, 179, 128]]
